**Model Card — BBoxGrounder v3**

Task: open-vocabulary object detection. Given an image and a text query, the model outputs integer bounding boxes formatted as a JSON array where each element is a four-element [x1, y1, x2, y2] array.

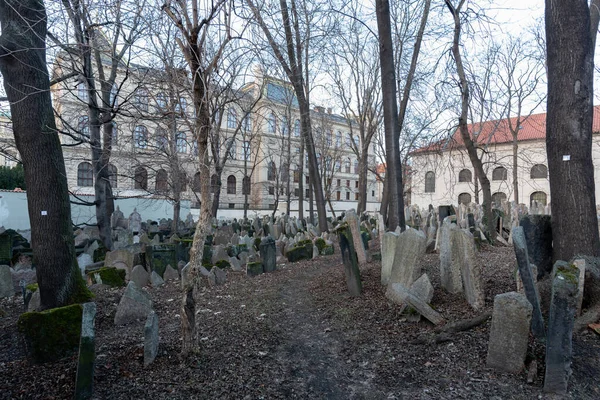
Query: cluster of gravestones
[[0, 228, 36, 306], [381, 203, 593, 395]]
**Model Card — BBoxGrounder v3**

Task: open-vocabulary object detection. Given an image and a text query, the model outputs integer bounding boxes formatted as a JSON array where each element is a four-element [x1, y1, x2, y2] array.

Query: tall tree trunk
[[512, 137, 519, 203], [545, 0, 600, 260], [357, 148, 368, 214], [376, 0, 400, 230], [446, 0, 494, 239], [211, 174, 222, 218], [380, 175, 389, 222], [0, 0, 91, 309], [298, 134, 305, 219]]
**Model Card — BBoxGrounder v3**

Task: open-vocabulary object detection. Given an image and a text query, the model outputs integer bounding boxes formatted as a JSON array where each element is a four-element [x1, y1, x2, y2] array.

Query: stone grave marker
[[260, 236, 276, 273], [114, 282, 153, 325], [0, 264, 14, 298], [520, 215, 553, 278], [337, 224, 362, 297], [75, 302, 96, 400], [486, 292, 532, 373], [389, 228, 426, 288], [345, 210, 367, 266], [145, 244, 177, 278], [144, 311, 159, 367]]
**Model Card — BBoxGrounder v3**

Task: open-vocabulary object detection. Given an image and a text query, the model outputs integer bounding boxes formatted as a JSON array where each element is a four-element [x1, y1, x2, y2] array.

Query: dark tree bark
[[0, 0, 90, 309], [375, 0, 401, 230], [545, 0, 600, 260]]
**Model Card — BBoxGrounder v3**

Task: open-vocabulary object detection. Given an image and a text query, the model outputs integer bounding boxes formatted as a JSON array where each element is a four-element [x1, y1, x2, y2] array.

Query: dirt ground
[[1, 240, 599, 399]]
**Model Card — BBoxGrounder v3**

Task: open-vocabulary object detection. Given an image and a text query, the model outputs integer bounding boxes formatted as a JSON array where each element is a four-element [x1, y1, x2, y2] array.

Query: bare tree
[[0, 0, 91, 308], [246, 0, 329, 232], [162, 0, 234, 355]]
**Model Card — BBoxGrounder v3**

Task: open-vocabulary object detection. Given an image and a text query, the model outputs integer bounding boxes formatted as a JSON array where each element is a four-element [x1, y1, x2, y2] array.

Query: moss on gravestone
[[18, 304, 83, 363], [215, 259, 231, 269], [253, 237, 262, 251], [314, 238, 326, 254], [202, 245, 213, 265], [322, 245, 334, 256], [25, 283, 38, 293], [286, 245, 312, 262], [87, 267, 126, 287], [246, 261, 263, 277]]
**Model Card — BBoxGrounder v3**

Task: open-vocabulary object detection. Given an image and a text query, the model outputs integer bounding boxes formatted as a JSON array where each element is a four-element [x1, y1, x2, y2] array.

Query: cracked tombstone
[[486, 292, 532, 373], [75, 302, 96, 400], [512, 226, 545, 339], [544, 264, 580, 395], [337, 223, 362, 297]]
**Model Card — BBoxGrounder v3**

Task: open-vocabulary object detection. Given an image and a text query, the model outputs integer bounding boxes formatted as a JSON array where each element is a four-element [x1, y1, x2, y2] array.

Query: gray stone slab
[[486, 292, 532, 373], [410, 274, 434, 304], [144, 311, 159, 367], [130, 265, 149, 288], [544, 264, 579, 395], [439, 217, 463, 294], [151, 271, 165, 287], [0, 265, 14, 298], [346, 210, 367, 265], [260, 236, 276, 273], [114, 282, 153, 326], [163, 265, 179, 281], [389, 228, 426, 288], [385, 283, 444, 325], [512, 226, 545, 339], [520, 215, 553, 278], [338, 225, 362, 297], [75, 302, 97, 400], [381, 232, 399, 286]]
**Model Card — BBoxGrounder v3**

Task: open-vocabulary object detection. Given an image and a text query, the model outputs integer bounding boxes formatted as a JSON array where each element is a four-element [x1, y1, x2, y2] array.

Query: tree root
[[410, 311, 492, 345]]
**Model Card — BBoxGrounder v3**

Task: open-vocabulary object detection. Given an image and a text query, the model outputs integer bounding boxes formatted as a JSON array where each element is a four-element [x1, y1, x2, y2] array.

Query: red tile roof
[[412, 105, 600, 154]]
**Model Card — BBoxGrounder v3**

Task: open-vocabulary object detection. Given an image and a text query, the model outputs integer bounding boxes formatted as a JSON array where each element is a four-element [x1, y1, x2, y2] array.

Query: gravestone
[[111, 206, 125, 229], [439, 217, 463, 294], [0, 233, 12, 266], [128, 209, 142, 234], [520, 215, 553, 278], [163, 265, 179, 281], [145, 244, 177, 278], [345, 210, 367, 266], [486, 292, 532, 373], [389, 228, 426, 288], [150, 271, 165, 287], [104, 250, 134, 280], [512, 226, 546, 339], [544, 264, 579, 395], [260, 236, 276, 273], [144, 311, 159, 367], [438, 205, 455, 224], [75, 302, 96, 400], [114, 282, 153, 326], [131, 265, 150, 288], [337, 224, 362, 297], [410, 274, 434, 304], [385, 283, 444, 325], [0, 264, 14, 298]]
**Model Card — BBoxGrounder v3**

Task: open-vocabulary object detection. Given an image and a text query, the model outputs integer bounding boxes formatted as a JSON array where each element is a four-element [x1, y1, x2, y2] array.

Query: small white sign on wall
[[563, 155, 571, 161]]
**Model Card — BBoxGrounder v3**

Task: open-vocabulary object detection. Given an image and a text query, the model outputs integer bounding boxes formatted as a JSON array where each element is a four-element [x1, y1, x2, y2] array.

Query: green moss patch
[[286, 245, 312, 263], [314, 238, 326, 254], [18, 304, 83, 363], [25, 283, 38, 293], [215, 259, 231, 269], [86, 267, 126, 287]]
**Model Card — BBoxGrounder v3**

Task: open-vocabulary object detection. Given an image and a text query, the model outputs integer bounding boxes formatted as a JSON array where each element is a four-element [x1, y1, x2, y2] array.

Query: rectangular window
[[294, 188, 300, 197], [355, 193, 359, 200], [268, 186, 274, 195], [372, 190, 375, 197], [346, 192, 350, 200], [336, 191, 340, 200], [305, 189, 310, 197], [243, 141, 251, 160], [229, 203, 235, 209], [346, 180, 350, 187], [355, 181, 358, 188]]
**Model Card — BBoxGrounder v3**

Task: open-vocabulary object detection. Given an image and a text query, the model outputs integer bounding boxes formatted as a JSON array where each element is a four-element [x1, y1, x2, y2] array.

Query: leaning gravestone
[[75, 302, 96, 400], [260, 236, 276, 273], [345, 210, 367, 266], [512, 227, 546, 339], [544, 264, 579, 395], [0, 264, 14, 298], [385, 283, 444, 325], [389, 228, 426, 288], [144, 311, 159, 367], [520, 215, 553, 278], [114, 282, 153, 326], [337, 224, 362, 296], [486, 292, 532, 373]]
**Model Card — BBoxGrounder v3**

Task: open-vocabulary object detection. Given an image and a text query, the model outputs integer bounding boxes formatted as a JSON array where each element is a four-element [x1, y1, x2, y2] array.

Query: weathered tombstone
[[345, 210, 367, 266], [128, 208, 142, 234], [260, 236, 276, 273], [0, 264, 14, 298], [572, 259, 586, 316], [246, 261, 264, 277], [145, 244, 177, 278], [150, 271, 165, 287], [75, 302, 96, 400], [439, 217, 463, 294], [130, 265, 150, 288], [337, 224, 362, 296], [520, 215, 553, 278], [385, 283, 444, 325], [486, 292, 532, 373], [211, 245, 229, 265], [377, 213, 386, 239], [213, 267, 226, 285], [144, 311, 159, 367], [163, 265, 179, 281], [111, 206, 125, 229], [438, 205, 455, 224], [456, 228, 484, 310], [389, 228, 426, 288], [410, 274, 434, 304], [104, 250, 134, 280], [544, 264, 579, 395], [512, 226, 546, 339], [114, 282, 153, 326]]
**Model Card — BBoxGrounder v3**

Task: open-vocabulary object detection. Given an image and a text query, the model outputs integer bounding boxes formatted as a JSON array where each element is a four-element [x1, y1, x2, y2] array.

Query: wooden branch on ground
[[410, 311, 492, 345]]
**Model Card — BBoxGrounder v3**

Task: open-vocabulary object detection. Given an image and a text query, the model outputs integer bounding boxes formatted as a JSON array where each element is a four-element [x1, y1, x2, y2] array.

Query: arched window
[[242, 176, 251, 195], [156, 92, 167, 111], [336, 131, 342, 147], [458, 193, 472, 205], [77, 162, 93, 187], [193, 172, 201, 192], [227, 107, 237, 129], [354, 160, 359, 174], [492, 192, 507, 207], [267, 112, 277, 133], [77, 82, 88, 102], [530, 164, 548, 179], [210, 174, 219, 193], [424, 171, 435, 193], [294, 120, 300, 137], [176, 132, 187, 153], [108, 164, 117, 188], [243, 114, 252, 132], [458, 169, 472, 183], [227, 175, 236, 194], [155, 169, 168, 193], [134, 166, 148, 190], [530, 191, 547, 206], [134, 87, 149, 111], [492, 166, 507, 181], [267, 161, 277, 181], [134, 125, 148, 149], [77, 115, 89, 139], [345, 159, 351, 173]]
